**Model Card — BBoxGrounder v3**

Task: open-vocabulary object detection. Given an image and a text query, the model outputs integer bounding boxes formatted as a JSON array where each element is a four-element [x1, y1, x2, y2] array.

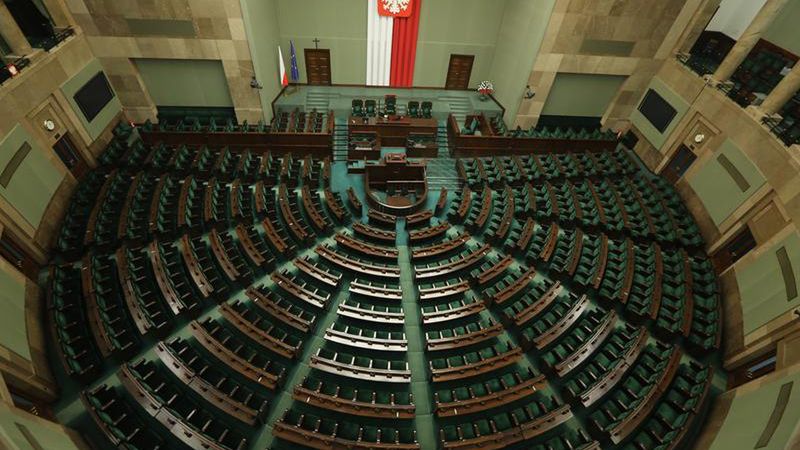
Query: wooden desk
[[349, 115, 438, 147]]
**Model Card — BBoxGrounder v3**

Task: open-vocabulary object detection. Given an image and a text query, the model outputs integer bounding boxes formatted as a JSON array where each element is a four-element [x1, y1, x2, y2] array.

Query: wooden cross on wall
[[313, 38, 320, 49]]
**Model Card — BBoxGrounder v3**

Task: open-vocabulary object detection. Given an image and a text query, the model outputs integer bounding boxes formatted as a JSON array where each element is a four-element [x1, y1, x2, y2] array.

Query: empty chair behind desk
[[365, 99, 377, 117], [352, 99, 364, 117], [385, 94, 397, 115], [421, 101, 433, 118], [407, 101, 419, 117]]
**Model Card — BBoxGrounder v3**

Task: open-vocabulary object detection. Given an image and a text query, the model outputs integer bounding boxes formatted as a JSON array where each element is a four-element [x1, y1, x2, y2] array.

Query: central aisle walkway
[[398, 244, 437, 449]]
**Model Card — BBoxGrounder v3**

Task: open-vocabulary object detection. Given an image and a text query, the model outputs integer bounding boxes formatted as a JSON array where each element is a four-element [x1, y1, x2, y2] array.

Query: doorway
[[305, 49, 332, 85], [445, 54, 474, 90], [662, 144, 697, 183], [0, 229, 39, 279], [52, 134, 89, 179], [711, 225, 757, 274]]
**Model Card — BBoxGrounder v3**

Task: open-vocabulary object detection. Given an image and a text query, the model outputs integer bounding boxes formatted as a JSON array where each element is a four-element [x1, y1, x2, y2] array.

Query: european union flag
[[290, 40, 300, 82]]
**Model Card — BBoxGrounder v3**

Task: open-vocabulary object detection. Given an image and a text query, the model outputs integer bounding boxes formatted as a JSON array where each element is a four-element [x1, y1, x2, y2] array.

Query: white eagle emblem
[[381, 0, 410, 14]]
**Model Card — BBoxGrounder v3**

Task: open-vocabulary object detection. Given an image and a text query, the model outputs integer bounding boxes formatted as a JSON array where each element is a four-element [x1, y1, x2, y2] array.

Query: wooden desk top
[[349, 115, 438, 128]]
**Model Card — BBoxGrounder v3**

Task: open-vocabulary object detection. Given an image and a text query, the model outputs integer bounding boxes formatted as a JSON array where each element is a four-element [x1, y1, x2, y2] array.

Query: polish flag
[[278, 46, 288, 87], [367, 0, 422, 87]]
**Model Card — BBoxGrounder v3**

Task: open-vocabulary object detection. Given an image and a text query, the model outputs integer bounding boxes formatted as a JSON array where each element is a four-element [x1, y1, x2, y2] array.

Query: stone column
[[677, 0, 723, 55], [0, 3, 32, 55], [760, 63, 800, 115], [712, 0, 791, 83], [39, 0, 75, 29]]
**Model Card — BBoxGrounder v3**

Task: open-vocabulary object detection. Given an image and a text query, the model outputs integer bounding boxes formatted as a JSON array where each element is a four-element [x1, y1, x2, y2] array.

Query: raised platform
[[273, 85, 503, 122]]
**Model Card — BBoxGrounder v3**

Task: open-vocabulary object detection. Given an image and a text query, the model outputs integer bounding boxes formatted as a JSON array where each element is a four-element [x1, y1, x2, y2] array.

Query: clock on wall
[[43, 119, 56, 132]]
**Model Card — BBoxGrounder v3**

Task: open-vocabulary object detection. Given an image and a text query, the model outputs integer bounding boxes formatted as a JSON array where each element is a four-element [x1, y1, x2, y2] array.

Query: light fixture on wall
[[250, 77, 263, 90], [6, 63, 19, 77], [523, 85, 535, 100]]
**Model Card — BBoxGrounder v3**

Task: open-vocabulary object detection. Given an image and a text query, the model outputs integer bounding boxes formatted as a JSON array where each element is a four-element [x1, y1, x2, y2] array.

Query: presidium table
[[348, 115, 438, 147]]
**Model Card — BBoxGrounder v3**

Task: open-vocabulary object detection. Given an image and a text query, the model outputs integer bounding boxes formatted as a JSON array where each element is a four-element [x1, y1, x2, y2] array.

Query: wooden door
[[0, 230, 39, 280], [710, 225, 756, 274], [445, 54, 474, 90], [52, 133, 90, 179], [305, 49, 332, 85], [661, 144, 697, 183]]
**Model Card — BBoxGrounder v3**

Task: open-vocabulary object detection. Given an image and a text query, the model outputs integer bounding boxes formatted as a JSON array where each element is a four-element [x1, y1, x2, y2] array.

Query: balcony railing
[[677, 52, 720, 78], [32, 27, 75, 52]]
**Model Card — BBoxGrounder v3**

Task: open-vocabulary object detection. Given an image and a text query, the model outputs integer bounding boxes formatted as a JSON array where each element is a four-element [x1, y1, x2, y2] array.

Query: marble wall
[[512, 0, 711, 129], [631, 58, 800, 371], [65, 0, 264, 123]]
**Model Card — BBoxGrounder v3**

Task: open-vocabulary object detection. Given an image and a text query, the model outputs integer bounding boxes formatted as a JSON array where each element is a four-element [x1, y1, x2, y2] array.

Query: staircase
[[305, 91, 331, 113], [436, 123, 450, 158], [441, 96, 472, 126], [427, 126, 461, 191], [332, 118, 349, 162]]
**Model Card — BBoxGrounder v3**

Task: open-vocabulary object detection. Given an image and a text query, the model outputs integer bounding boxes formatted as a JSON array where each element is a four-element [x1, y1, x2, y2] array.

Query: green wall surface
[[736, 231, 800, 335], [240, 0, 281, 121], [0, 264, 29, 360], [413, 0, 506, 88], [60, 59, 122, 141], [0, 125, 63, 228], [276, 0, 368, 85], [135, 59, 234, 108], [0, 402, 83, 450], [249, 0, 509, 88], [708, 370, 800, 450], [541, 73, 628, 117], [763, 0, 800, 56], [630, 77, 690, 150], [687, 138, 766, 225], [489, 0, 555, 122]]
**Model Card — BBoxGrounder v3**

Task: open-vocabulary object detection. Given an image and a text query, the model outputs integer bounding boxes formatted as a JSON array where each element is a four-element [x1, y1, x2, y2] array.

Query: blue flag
[[290, 40, 300, 82]]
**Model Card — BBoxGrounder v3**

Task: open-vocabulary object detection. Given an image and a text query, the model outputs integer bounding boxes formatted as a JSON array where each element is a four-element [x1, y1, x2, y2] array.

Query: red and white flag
[[367, 0, 422, 87], [378, 0, 413, 17], [278, 46, 288, 87]]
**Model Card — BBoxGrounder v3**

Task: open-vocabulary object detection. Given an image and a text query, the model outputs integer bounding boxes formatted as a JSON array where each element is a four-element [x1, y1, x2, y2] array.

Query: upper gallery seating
[[47, 119, 720, 450]]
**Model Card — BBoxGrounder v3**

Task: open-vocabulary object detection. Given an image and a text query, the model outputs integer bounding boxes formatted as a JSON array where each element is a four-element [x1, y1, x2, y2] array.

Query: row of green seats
[[562, 323, 645, 402], [90, 171, 130, 249], [162, 337, 271, 423], [56, 171, 105, 255], [122, 173, 158, 242], [439, 394, 570, 448], [48, 265, 102, 381], [621, 362, 712, 450], [598, 238, 631, 301], [82, 384, 166, 449], [122, 246, 170, 333], [573, 180, 602, 227], [625, 243, 660, 318], [124, 359, 249, 449], [587, 342, 678, 437], [519, 291, 585, 350], [523, 222, 556, 264], [573, 233, 604, 286], [541, 308, 612, 371], [155, 241, 202, 313], [86, 255, 139, 357], [275, 408, 418, 448], [688, 256, 720, 352], [655, 249, 691, 335], [550, 228, 580, 273], [154, 175, 180, 235]]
